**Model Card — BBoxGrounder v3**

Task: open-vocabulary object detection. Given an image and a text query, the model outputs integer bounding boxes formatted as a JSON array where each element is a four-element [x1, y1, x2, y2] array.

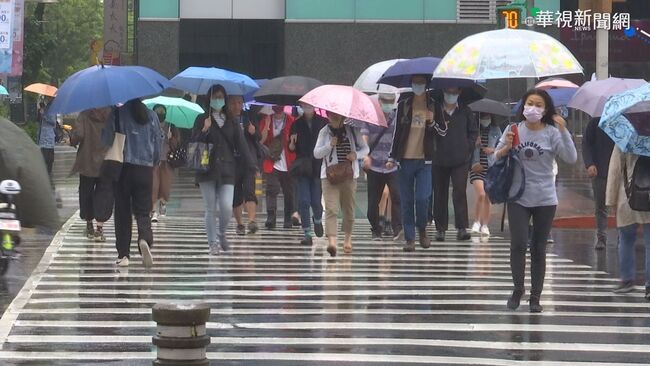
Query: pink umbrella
[[299, 85, 387, 127], [535, 77, 579, 90]]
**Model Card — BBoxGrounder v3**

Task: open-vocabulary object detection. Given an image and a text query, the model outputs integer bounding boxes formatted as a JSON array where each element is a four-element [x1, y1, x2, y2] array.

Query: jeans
[[507, 203, 557, 298], [199, 181, 235, 245], [398, 159, 432, 242], [618, 223, 650, 285], [367, 170, 402, 234], [297, 175, 323, 232], [592, 177, 609, 242], [114, 164, 154, 259]]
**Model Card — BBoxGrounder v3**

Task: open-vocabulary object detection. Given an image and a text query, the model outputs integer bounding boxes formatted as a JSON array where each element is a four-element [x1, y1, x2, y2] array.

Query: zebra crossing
[[0, 209, 648, 365]]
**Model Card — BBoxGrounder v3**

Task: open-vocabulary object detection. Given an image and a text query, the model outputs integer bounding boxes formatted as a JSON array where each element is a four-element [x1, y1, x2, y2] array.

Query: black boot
[[265, 210, 276, 229], [529, 295, 543, 313]]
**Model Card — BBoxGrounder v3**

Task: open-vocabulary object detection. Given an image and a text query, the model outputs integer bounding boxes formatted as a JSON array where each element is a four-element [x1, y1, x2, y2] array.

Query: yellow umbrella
[[24, 83, 58, 97]]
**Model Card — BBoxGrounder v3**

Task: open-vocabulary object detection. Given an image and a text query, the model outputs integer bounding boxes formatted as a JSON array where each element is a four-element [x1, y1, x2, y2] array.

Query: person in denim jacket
[[470, 113, 503, 237]]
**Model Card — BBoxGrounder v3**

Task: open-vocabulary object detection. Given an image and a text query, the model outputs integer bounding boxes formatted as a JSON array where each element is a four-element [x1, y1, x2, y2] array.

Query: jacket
[[314, 125, 369, 180], [472, 124, 503, 168], [289, 114, 328, 178], [102, 107, 161, 167], [191, 112, 255, 186], [38, 113, 57, 149], [259, 113, 296, 174], [606, 146, 650, 227], [389, 94, 436, 163], [235, 112, 262, 170], [70, 109, 110, 178], [432, 103, 479, 167], [582, 117, 615, 179]]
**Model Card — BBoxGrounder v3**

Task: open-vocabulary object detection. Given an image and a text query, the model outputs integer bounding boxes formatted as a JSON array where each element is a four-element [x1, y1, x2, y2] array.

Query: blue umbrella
[[171, 67, 259, 96], [511, 88, 578, 114], [47, 65, 171, 115], [599, 83, 650, 157], [378, 57, 441, 88]]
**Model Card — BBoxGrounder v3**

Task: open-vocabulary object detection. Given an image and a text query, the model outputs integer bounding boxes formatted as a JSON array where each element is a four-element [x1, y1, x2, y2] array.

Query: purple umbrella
[[567, 77, 647, 117], [378, 57, 441, 88]]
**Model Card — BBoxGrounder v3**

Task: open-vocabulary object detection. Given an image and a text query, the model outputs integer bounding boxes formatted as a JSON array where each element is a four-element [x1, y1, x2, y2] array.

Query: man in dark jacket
[[432, 87, 478, 242], [289, 102, 327, 245], [387, 75, 436, 252], [582, 117, 614, 250]]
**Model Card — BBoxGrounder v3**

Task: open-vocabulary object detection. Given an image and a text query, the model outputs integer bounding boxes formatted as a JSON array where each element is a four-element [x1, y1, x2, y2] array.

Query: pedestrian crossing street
[[0, 212, 649, 365]]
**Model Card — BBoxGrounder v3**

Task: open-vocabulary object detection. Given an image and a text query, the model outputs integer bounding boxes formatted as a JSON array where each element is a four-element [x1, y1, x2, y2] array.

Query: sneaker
[[248, 221, 258, 234], [209, 242, 220, 256], [435, 231, 446, 242], [507, 289, 523, 310], [383, 225, 394, 238], [403, 240, 416, 252], [471, 221, 481, 233], [595, 238, 606, 250], [480, 225, 490, 236], [219, 236, 230, 252], [529, 295, 543, 313], [314, 220, 324, 238], [613, 280, 635, 294], [85, 222, 94, 239], [159, 201, 167, 217], [151, 212, 159, 223], [138, 240, 154, 268], [372, 231, 383, 242], [292, 215, 301, 227], [236, 224, 246, 236], [300, 236, 313, 246], [115, 257, 129, 267], [456, 228, 471, 241], [94, 226, 106, 242], [392, 229, 404, 242]]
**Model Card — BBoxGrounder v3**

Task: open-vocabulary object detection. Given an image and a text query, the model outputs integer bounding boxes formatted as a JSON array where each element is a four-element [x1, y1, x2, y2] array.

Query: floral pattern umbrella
[[599, 83, 650, 157]]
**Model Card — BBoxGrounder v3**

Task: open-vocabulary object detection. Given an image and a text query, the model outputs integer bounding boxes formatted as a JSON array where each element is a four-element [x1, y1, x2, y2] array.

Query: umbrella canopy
[[0, 85, 7, 96], [433, 28, 583, 80], [599, 83, 650, 157], [253, 76, 324, 106], [353, 59, 408, 94], [299, 85, 387, 127], [47, 65, 171, 115], [567, 77, 647, 117], [378, 57, 442, 88], [171, 66, 258, 96], [24, 83, 57, 97], [245, 79, 268, 103], [0, 118, 59, 230], [535, 77, 579, 90], [142, 96, 204, 129], [469, 98, 511, 117]]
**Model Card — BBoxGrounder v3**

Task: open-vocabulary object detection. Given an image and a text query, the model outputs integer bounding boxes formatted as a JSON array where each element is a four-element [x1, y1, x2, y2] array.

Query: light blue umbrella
[[0, 85, 8, 96], [171, 67, 259, 96], [143, 96, 204, 129], [47, 65, 171, 115], [599, 83, 650, 157]]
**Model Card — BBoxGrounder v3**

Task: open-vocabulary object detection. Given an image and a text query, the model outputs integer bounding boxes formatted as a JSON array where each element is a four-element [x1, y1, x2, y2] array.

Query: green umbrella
[[0, 118, 60, 230], [0, 85, 8, 95], [143, 96, 204, 129]]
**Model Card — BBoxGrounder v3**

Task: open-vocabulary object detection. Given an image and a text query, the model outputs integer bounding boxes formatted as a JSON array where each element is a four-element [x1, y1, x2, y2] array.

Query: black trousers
[[79, 175, 114, 222], [114, 164, 154, 259], [41, 148, 55, 189], [432, 163, 470, 231], [507, 203, 556, 298], [264, 169, 294, 221], [367, 170, 402, 234]]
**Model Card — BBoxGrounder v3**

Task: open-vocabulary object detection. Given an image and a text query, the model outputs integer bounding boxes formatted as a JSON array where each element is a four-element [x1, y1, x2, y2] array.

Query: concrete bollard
[[152, 302, 211, 366]]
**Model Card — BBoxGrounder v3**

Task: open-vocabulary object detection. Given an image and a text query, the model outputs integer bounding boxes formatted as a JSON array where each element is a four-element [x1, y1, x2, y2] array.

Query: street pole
[[594, 0, 612, 80]]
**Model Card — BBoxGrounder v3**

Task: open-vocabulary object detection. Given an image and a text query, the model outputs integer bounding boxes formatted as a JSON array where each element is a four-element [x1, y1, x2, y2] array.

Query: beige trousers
[[322, 178, 357, 237]]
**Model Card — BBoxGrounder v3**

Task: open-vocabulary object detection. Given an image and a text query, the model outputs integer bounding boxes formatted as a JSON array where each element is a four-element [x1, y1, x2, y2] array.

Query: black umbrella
[[469, 98, 512, 117], [0, 118, 60, 230], [429, 83, 487, 105], [253, 76, 324, 106]]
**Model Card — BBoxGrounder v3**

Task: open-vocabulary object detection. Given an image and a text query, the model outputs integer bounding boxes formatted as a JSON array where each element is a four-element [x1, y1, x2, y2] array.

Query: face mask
[[444, 93, 459, 105], [381, 103, 394, 114], [302, 105, 315, 116], [523, 105, 544, 123], [480, 118, 491, 128], [210, 98, 225, 111], [156, 113, 166, 122], [412, 83, 426, 96]]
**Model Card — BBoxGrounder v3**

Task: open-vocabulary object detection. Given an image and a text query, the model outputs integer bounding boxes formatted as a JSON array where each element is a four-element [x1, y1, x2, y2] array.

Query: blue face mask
[[210, 98, 225, 111], [381, 103, 394, 114], [412, 83, 426, 96]]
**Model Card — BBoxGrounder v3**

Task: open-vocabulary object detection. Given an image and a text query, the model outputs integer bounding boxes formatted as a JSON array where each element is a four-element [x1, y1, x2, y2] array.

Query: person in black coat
[[289, 102, 327, 246], [582, 117, 614, 250]]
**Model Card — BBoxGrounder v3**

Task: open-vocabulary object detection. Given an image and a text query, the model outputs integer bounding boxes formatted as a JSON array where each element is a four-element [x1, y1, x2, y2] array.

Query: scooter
[[0, 180, 21, 275]]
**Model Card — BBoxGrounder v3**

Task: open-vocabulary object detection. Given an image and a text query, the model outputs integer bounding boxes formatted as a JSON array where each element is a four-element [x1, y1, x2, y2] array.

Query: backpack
[[624, 155, 650, 211], [485, 125, 526, 204]]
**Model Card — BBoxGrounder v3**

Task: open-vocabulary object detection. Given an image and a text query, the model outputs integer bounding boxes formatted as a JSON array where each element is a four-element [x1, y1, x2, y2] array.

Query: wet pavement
[[0, 148, 648, 365]]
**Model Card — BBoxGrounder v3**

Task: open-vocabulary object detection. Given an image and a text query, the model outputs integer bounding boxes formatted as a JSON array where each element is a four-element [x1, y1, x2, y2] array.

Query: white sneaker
[[209, 242, 220, 256], [159, 202, 167, 217], [480, 225, 490, 236], [151, 212, 159, 223], [115, 257, 129, 267], [139, 240, 154, 268], [471, 222, 481, 233]]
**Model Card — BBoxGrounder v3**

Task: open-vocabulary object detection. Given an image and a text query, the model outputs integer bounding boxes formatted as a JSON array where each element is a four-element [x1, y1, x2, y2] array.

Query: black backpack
[[624, 155, 650, 211]]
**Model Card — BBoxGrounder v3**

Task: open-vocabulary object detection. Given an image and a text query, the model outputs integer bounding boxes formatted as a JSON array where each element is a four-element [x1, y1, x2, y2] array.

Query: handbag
[[186, 141, 213, 173], [100, 108, 125, 182], [167, 146, 187, 168], [624, 155, 650, 211], [485, 124, 525, 204], [325, 141, 353, 185]]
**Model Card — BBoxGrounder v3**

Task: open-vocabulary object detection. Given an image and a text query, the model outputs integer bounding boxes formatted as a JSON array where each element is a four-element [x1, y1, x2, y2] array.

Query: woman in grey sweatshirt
[[494, 89, 577, 313]]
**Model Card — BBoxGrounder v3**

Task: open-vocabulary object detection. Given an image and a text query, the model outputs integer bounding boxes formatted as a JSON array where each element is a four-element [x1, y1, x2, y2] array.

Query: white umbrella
[[353, 59, 409, 95]]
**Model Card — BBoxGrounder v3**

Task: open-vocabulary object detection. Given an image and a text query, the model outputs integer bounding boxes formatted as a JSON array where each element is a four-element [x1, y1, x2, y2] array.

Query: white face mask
[[523, 105, 545, 123], [480, 118, 491, 128], [412, 83, 426, 96], [444, 93, 459, 105]]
